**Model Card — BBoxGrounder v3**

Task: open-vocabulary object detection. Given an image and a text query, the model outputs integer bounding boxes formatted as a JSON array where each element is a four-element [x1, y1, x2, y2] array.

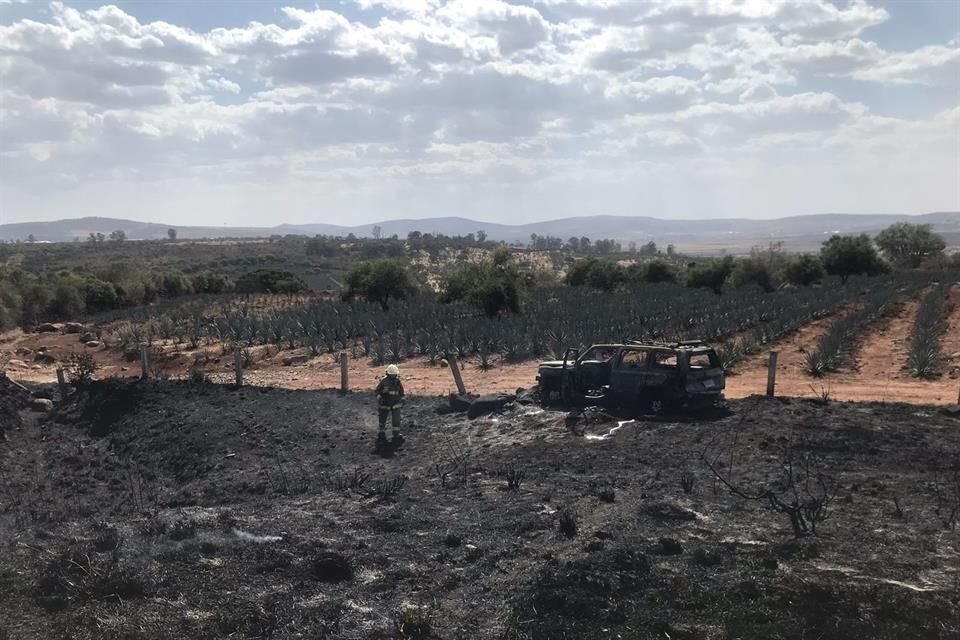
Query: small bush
[[65, 352, 98, 384]]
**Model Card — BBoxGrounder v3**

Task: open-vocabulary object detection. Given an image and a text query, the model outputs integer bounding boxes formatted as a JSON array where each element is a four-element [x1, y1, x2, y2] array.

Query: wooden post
[[339, 352, 349, 394], [766, 351, 779, 398], [140, 344, 149, 379], [234, 349, 243, 387], [447, 354, 467, 395], [56, 368, 66, 400]]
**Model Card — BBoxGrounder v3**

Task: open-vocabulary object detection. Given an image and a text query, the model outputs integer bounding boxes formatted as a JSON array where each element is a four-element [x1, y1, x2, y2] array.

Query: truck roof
[[590, 341, 715, 352]]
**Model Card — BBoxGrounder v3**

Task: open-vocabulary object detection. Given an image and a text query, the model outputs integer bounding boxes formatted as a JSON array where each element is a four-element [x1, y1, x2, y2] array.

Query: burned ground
[[1, 381, 959, 639]]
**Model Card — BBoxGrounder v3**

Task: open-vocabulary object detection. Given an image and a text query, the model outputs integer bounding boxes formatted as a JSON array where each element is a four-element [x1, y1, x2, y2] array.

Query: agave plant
[[907, 283, 951, 378]]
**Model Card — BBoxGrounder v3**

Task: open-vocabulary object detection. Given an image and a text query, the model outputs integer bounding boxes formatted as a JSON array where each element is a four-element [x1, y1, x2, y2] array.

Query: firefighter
[[376, 364, 404, 443]]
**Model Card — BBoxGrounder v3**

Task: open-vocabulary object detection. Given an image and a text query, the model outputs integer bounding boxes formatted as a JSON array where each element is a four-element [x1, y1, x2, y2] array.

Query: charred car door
[[574, 346, 617, 395], [609, 348, 651, 399]]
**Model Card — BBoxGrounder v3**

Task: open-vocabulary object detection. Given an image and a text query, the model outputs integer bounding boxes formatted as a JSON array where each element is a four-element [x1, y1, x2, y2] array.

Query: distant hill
[[2, 212, 958, 254]]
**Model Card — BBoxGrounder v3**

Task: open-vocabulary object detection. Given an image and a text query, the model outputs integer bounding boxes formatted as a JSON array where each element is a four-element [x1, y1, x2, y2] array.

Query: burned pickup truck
[[536, 341, 725, 412]]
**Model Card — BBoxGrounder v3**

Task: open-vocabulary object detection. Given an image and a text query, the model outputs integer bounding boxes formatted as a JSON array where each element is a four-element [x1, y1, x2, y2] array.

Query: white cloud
[[853, 44, 960, 86], [0, 0, 957, 224]]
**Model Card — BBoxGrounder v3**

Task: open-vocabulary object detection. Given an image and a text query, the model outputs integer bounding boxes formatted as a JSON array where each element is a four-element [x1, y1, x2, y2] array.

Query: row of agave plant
[[109, 271, 940, 369], [907, 282, 953, 379], [804, 274, 950, 377]]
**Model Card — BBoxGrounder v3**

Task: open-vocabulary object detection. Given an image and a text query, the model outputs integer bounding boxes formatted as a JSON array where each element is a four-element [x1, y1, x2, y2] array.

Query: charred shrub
[[312, 551, 353, 583], [692, 547, 721, 567], [187, 368, 210, 386], [374, 475, 407, 499], [597, 484, 616, 503], [703, 429, 839, 537], [680, 471, 696, 495], [558, 506, 578, 538], [394, 605, 433, 639], [443, 532, 462, 548], [510, 549, 651, 638], [92, 525, 122, 553], [655, 537, 683, 555], [504, 464, 526, 491], [168, 519, 197, 542], [34, 542, 153, 610], [214, 593, 295, 639], [331, 467, 371, 492]]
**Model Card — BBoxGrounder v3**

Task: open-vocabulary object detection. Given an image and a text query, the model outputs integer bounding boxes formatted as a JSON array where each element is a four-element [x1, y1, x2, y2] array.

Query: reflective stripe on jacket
[[376, 376, 404, 407]]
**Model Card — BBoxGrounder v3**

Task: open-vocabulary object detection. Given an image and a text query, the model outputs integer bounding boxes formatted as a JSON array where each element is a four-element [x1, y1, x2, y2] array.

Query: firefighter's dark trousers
[[378, 405, 401, 432]]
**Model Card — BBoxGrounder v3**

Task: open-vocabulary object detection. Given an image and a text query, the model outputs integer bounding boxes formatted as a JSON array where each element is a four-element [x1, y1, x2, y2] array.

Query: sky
[[0, 0, 958, 228]]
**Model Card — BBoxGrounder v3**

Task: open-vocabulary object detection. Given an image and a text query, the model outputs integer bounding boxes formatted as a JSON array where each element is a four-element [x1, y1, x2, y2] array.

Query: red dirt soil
[[4, 287, 960, 406]]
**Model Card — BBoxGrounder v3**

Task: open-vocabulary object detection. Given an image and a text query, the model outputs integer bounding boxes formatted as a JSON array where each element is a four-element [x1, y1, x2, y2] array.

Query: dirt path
[[851, 296, 920, 380]]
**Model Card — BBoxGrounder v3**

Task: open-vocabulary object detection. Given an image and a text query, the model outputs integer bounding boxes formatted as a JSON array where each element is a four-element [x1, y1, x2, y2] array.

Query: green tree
[[342, 259, 417, 310], [51, 281, 85, 317], [565, 258, 626, 291], [640, 259, 676, 284], [0, 278, 23, 330], [731, 257, 776, 292], [875, 223, 946, 267], [783, 253, 824, 286], [81, 277, 119, 312], [20, 281, 54, 324], [235, 269, 308, 295], [192, 271, 233, 294], [686, 257, 735, 294], [820, 234, 888, 283], [167, 228, 177, 241], [110, 230, 126, 242], [442, 248, 523, 316], [159, 271, 193, 297]]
